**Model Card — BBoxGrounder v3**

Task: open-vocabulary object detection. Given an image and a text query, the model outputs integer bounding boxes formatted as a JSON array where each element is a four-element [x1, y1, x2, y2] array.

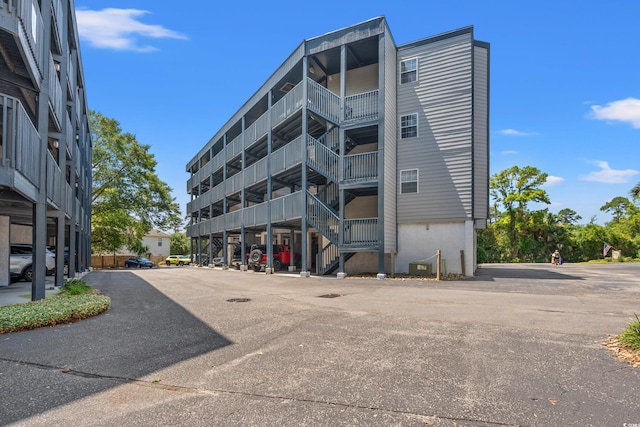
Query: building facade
[[186, 17, 489, 277], [0, 0, 92, 294]]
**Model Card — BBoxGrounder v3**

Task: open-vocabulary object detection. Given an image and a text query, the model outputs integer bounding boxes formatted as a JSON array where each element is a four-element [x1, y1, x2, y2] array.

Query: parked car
[[211, 256, 225, 267], [164, 255, 192, 266], [10, 244, 56, 282], [124, 257, 154, 268], [230, 244, 250, 269], [248, 244, 300, 272], [48, 246, 70, 275]]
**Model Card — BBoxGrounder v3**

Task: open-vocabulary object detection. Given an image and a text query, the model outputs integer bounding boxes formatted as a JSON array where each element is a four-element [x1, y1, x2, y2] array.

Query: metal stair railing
[[307, 78, 340, 123], [307, 191, 339, 243], [306, 134, 339, 182], [316, 243, 339, 276]]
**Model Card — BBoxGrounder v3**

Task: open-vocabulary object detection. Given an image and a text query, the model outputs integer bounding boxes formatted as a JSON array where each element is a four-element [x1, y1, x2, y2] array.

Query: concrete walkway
[[1, 263, 639, 426]]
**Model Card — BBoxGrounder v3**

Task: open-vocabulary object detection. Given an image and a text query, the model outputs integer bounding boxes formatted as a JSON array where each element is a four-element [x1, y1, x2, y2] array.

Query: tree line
[[479, 166, 640, 263]]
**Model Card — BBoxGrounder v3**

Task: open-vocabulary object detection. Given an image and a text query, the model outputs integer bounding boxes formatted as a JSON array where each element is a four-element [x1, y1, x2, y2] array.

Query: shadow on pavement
[[0, 270, 232, 425], [470, 265, 584, 281]]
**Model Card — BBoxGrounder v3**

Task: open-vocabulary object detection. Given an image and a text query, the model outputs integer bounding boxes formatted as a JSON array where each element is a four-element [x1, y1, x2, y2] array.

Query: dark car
[[124, 257, 154, 268]]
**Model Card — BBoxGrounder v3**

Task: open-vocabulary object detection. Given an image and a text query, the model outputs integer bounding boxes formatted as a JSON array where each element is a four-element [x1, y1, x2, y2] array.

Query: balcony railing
[[271, 135, 303, 175], [17, 0, 45, 77], [1, 95, 40, 186], [48, 53, 63, 127], [244, 110, 269, 150], [344, 152, 378, 183], [344, 89, 379, 122], [343, 218, 378, 247], [272, 81, 304, 127], [46, 151, 62, 207]]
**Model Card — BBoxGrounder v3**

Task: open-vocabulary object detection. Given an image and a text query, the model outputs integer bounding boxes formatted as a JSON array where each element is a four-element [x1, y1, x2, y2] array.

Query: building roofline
[[398, 26, 474, 50]]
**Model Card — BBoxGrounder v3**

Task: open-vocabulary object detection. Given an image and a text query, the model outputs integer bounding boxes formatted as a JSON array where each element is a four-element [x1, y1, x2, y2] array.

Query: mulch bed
[[604, 335, 640, 368]]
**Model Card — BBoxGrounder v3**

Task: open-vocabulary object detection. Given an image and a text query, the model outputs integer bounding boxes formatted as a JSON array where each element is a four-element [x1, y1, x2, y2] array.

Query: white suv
[[9, 244, 56, 282]]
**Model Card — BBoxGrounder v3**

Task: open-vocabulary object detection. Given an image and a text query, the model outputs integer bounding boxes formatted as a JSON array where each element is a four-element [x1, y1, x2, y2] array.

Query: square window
[[401, 113, 418, 139], [401, 169, 418, 194], [400, 58, 417, 84]]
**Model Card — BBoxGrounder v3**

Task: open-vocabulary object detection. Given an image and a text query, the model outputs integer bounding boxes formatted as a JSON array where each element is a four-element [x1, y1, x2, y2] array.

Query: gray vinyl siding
[[383, 28, 398, 251], [397, 31, 474, 223], [473, 44, 489, 222]]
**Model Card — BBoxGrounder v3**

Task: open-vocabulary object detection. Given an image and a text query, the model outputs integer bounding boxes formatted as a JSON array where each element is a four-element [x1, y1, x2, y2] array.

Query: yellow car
[[164, 255, 192, 266]]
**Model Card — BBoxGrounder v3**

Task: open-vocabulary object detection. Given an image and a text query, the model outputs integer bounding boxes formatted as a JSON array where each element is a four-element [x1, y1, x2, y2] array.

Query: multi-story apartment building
[[0, 0, 92, 295], [186, 17, 489, 277]]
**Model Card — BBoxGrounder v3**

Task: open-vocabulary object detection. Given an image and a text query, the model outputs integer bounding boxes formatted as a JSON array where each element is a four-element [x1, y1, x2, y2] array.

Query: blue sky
[[75, 0, 640, 225]]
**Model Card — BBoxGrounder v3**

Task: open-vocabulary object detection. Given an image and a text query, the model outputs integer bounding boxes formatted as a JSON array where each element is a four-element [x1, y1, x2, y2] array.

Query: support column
[[265, 90, 273, 274], [300, 57, 310, 277], [32, 202, 47, 301], [0, 216, 9, 287], [54, 212, 65, 286], [240, 117, 247, 271], [337, 45, 347, 280], [288, 229, 296, 272], [68, 220, 76, 278], [376, 33, 386, 280]]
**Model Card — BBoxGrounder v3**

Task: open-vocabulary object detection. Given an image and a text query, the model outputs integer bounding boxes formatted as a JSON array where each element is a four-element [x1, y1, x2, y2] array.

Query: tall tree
[[170, 232, 190, 255], [490, 166, 550, 259], [631, 182, 640, 200], [601, 196, 635, 222], [91, 111, 181, 255]]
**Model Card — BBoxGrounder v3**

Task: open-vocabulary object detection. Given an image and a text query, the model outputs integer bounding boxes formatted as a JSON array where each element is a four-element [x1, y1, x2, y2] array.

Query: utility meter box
[[409, 262, 432, 277]]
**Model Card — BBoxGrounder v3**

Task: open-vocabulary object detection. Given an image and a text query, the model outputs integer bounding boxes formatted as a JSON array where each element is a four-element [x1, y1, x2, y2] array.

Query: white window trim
[[400, 57, 418, 84], [400, 113, 419, 139], [400, 168, 419, 194]]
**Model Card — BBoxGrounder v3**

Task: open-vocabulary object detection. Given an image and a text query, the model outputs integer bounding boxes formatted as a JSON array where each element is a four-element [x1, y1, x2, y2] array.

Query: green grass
[[0, 279, 110, 334], [619, 314, 640, 351]]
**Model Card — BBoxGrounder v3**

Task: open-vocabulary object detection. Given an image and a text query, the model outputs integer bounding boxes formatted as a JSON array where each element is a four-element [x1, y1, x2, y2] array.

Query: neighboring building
[[186, 17, 489, 277], [0, 0, 92, 293], [142, 229, 171, 258], [92, 229, 171, 258]]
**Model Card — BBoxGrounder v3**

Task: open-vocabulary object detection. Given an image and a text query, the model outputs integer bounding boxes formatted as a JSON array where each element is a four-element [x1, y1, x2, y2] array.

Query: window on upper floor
[[400, 113, 418, 139], [158, 238, 162, 247], [400, 58, 418, 84], [400, 169, 418, 194]]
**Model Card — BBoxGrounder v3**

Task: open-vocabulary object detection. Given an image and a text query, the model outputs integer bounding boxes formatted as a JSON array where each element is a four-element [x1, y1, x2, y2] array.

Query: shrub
[[619, 314, 640, 351], [0, 281, 110, 334], [60, 278, 93, 295]]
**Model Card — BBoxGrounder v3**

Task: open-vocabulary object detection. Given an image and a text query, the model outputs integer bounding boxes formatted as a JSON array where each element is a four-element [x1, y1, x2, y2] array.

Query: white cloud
[[590, 98, 640, 128], [498, 129, 537, 136], [501, 150, 518, 155], [75, 8, 187, 52], [544, 176, 564, 186], [580, 160, 639, 184]]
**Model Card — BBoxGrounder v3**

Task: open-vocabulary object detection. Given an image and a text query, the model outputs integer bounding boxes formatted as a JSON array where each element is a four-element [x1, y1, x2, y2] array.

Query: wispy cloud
[[501, 150, 518, 155], [498, 129, 537, 136], [590, 98, 640, 128], [544, 175, 564, 186], [75, 8, 187, 52], [580, 160, 639, 184]]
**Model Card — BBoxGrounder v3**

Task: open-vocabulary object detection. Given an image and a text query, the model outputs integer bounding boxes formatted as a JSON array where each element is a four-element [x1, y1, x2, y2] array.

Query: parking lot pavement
[[0, 277, 59, 306], [1, 263, 639, 426]]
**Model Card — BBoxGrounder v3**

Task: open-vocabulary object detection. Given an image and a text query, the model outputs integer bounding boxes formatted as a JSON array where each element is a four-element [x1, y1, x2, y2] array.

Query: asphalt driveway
[[1, 263, 639, 426]]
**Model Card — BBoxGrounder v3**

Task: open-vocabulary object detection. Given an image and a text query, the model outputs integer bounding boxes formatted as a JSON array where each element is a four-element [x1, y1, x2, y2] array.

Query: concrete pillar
[[0, 216, 9, 287]]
